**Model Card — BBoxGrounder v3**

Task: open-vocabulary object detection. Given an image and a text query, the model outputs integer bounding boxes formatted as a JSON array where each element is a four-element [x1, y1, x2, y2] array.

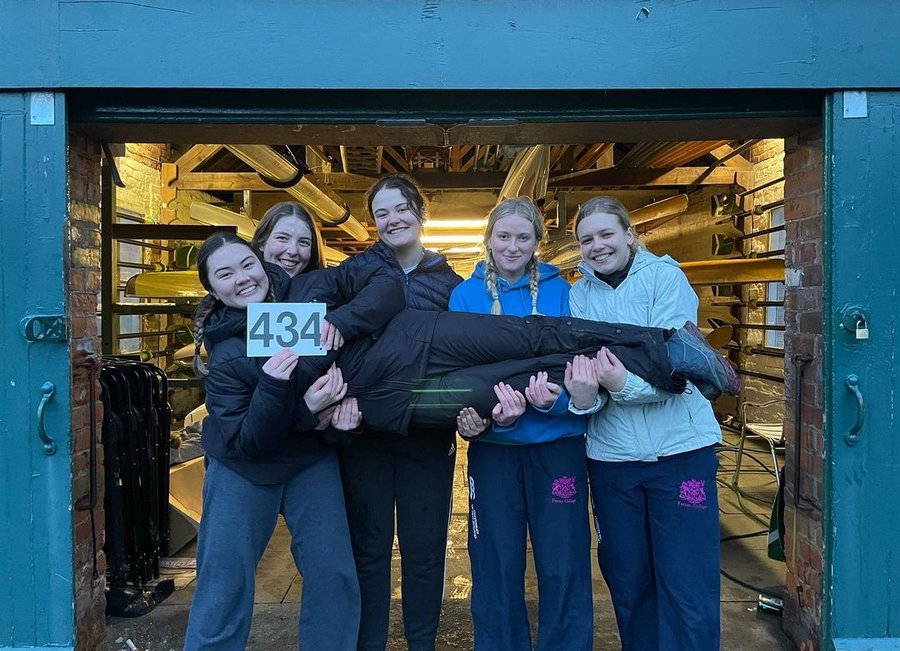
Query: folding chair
[[731, 398, 785, 493]]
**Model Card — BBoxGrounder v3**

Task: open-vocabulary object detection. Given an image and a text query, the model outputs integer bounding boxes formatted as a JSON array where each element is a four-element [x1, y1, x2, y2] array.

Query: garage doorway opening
[[68, 90, 822, 649]]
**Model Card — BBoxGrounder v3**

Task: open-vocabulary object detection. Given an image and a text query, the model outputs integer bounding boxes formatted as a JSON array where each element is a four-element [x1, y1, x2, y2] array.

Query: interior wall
[[68, 132, 106, 650], [742, 140, 787, 415], [781, 126, 824, 649]]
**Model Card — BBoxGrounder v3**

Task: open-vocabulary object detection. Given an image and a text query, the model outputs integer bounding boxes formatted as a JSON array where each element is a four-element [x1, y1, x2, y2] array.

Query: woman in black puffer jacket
[[183, 229, 406, 651], [335, 175, 463, 651]]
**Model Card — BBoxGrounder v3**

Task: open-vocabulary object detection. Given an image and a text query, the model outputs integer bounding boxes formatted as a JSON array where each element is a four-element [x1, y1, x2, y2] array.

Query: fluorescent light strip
[[421, 234, 485, 246]]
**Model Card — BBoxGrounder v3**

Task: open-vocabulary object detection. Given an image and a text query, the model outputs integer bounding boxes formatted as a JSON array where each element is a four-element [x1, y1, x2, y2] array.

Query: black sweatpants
[[339, 428, 456, 651]]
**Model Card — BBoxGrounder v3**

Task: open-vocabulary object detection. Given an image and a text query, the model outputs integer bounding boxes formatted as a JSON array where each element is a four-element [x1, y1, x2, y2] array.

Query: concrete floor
[[106, 431, 796, 650]]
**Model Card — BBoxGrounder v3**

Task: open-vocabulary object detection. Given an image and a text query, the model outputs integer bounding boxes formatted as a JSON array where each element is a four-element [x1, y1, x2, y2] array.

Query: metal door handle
[[844, 374, 865, 447], [37, 382, 57, 455]]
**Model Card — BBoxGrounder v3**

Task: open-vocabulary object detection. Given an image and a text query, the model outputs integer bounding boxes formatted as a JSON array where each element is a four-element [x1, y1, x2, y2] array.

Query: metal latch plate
[[20, 315, 67, 342]]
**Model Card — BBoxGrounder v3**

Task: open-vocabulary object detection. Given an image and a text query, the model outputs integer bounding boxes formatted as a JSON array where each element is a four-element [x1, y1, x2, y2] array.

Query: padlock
[[856, 317, 870, 340]]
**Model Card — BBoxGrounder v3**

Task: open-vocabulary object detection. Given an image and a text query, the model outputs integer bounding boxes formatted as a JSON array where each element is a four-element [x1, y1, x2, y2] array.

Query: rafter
[[574, 143, 613, 170], [549, 167, 749, 188], [174, 144, 223, 173], [709, 144, 753, 169]]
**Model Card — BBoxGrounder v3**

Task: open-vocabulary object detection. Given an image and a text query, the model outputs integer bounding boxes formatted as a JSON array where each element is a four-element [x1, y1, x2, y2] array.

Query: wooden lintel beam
[[549, 167, 747, 188]]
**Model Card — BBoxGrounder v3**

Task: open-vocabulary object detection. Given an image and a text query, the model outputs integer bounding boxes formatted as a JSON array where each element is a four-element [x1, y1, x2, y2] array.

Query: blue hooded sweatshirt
[[448, 260, 587, 445]]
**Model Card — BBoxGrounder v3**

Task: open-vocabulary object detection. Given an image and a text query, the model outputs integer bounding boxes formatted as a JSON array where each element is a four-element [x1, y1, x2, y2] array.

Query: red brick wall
[[781, 125, 824, 650], [68, 132, 106, 650]]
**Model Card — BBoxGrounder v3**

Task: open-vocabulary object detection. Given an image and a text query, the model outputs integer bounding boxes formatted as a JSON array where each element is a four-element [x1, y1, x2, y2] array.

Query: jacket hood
[[471, 260, 561, 289], [576, 248, 678, 286]]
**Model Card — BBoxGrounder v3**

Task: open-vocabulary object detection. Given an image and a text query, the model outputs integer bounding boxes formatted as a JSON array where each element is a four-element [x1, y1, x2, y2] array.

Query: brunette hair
[[365, 174, 427, 223], [192, 232, 271, 376], [250, 201, 324, 272]]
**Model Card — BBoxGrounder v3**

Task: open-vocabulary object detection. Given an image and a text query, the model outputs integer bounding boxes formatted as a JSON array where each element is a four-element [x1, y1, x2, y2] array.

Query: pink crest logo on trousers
[[551, 476, 577, 501], [679, 479, 707, 506]]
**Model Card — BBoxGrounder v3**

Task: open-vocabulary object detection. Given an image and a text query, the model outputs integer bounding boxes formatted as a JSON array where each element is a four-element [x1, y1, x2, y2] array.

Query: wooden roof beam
[[174, 171, 379, 192], [549, 166, 750, 188], [574, 143, 613, 170]]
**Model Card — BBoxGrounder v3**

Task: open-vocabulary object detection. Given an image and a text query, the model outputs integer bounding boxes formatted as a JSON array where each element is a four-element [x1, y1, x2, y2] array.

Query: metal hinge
[[19, 315, 67, 343]]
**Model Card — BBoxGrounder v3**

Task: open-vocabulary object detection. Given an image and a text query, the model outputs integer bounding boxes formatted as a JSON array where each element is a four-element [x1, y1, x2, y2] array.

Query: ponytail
[[192, 294, 218, 377]]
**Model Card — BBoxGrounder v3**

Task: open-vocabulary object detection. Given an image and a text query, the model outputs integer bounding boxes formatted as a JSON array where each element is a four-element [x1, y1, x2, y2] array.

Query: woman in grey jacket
[[568, 196, 725, 651]]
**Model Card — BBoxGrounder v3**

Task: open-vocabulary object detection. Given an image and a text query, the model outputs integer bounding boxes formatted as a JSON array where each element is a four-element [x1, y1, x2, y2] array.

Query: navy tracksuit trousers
[[467, 436, 593, 651], [587, 445, 720, 651], [184, 454, 360, 651]]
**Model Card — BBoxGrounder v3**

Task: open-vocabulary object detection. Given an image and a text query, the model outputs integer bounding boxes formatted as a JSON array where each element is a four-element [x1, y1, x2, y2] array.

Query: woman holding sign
[[184, 227, 406, 651]]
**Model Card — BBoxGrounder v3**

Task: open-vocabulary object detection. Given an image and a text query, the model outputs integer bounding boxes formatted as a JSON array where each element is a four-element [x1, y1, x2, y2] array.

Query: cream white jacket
[[569, 249, 722, 462]]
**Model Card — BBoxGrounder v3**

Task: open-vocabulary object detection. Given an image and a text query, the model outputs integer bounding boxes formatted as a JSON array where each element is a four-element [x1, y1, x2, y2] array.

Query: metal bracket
[[19, 315, 67, 343]]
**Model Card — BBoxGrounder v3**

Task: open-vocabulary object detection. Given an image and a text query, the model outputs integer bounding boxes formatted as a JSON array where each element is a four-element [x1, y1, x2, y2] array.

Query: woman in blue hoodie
[[449, 198, 594, 651]]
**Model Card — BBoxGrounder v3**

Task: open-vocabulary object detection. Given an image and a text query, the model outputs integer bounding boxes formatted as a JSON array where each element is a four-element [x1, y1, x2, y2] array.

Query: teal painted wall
[[1, 0, 899, 90]]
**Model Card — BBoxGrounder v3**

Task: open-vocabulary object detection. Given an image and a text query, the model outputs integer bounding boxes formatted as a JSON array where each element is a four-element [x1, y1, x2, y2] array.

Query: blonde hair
[[574, 196, 641, 252], [483, 197, 545, 315]]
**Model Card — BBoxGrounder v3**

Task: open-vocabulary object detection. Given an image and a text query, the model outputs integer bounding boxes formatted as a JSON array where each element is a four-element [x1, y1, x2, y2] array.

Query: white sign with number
[[246, 303, 327, 357]]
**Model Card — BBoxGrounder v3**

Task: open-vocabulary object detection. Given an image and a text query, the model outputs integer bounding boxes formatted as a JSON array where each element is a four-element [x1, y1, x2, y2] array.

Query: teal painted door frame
[[3, 1, 900, 90], [0, 93, 74, 650], [824, 91, 900, 650]]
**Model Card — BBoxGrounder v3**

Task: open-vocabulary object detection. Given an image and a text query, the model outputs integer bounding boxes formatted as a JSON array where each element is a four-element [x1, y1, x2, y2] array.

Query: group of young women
[[183, 174, 737, 651]]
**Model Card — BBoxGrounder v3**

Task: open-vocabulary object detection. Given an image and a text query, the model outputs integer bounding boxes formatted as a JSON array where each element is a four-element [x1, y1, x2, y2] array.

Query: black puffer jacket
[[201, 263, 406, 484], [340, 241, 462, 311]]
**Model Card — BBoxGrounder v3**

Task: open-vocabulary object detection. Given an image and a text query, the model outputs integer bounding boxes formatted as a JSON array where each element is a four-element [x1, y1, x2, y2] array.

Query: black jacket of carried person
[[338, 240, 462, 439], [340, 240, 462, 311], [200, 262, 406, 485]]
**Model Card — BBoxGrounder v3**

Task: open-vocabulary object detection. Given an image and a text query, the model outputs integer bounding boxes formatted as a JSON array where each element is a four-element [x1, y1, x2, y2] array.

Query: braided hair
[[192, 231, 270, 376], [191, 294, 218, 377], [483, 197, 546, 316]]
